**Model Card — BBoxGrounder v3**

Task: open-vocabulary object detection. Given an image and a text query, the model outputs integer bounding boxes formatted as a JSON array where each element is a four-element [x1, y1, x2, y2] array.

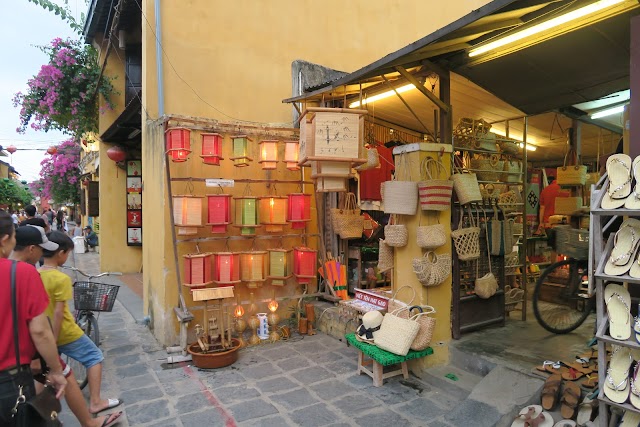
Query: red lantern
[[287, 193, 311, 230], [82, 178, 90, 186], [165, 127, 191, 162], [46, 146, 57, 155], [106, 146, 127, 163], [183, 253, 213, 288], [212, 252, 241, 286], [6, 145, 16, 154], [200, 133, 223, 165], [293, 247, 317, 284], [206, 194, 232, 233]]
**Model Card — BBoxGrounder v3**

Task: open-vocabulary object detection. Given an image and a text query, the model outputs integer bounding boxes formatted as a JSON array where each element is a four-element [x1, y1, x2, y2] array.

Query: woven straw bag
[[453, 118, 491, 149], [497, 190, 520, 214], [470, 154, 504, 182], [451, 206, 480, 261], [504, 252, 520, 276], [332, 193, 364, 239], [387, 285, 416, 319], [480, 183, 501, 203], [501, 159, 522, 183], [355, 146, 380, 172], [451, 163, 482, 205], [557, 149, 587, 186], [383, 154, 418, 215], [473, 132, 498, 152], [554, 197, 582, 215], [393, 306, 437, 351], [374, 308, 421, 356], [377, 239, 394, 272], [418, 157, 453, 211], [475, 209, 498, 299], [385, 215, 408, 248], [412, 251, 451, 287], [498, 139, 519, 155], [417, 213, 446, 249]]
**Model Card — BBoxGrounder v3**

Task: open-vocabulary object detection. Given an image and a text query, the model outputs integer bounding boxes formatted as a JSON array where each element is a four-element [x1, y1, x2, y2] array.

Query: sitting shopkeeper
[[537, 176, 570, 232]]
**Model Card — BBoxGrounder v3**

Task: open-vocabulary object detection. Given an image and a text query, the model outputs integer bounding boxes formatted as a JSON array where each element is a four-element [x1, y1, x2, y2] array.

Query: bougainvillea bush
[[30, 139, 81, 204], [13, 37, 115, 136]]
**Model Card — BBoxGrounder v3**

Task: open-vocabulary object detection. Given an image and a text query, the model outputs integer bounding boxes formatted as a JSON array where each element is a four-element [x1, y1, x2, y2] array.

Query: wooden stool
[[357, 350, 408, 387]]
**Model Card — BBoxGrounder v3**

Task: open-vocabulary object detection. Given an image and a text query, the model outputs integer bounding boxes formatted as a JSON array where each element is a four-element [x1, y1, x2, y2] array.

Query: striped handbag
[[418, 157, 453, 211]]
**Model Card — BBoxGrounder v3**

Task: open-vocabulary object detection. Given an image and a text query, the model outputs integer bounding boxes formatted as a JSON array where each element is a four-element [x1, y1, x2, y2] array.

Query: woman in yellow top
[[39, 231, 122, 416]]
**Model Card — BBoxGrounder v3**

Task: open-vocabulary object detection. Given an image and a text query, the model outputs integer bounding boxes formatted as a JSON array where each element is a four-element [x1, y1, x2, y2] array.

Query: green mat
[[345, 333, 433, 366]]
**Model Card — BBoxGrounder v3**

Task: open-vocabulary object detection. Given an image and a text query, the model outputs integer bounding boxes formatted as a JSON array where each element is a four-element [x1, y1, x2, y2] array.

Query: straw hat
[[355, 311, 383, 344]]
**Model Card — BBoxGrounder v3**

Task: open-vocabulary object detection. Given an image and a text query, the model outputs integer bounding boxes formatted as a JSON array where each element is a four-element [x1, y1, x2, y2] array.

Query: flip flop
[[553, 421, 576, 427], [576, 349, 598, 362], [625, 155, 640, 209], [90, 398, 123, 415], [620, 411, 640, 427], [631, 253, 640, 279], [604, 219, 640, 276], [576, 396, 597, 426], [560, 366, 586, 381], [581, 373, 599, 389], [560, 381, 581, 419], [512, 406, 554, 427], [630, 363, 640, 410], [100, 411, 123, 427], [604, 283, 632, 340], [602, 153, 632, 209], [542, 374, 562, 411], [536, 360, 562, 375], [603, 346, 632, 403]]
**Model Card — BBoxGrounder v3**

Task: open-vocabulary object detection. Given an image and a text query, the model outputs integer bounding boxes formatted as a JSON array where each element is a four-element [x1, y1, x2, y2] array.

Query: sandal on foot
[[604, 283, 632, 340], [542, 374, 562, 411], [100, 411, 123, 427], [576, 397, 597, 426], [90, 398, 123, 415], [560, 381, 581, 419], [602, 153, 632, 209]]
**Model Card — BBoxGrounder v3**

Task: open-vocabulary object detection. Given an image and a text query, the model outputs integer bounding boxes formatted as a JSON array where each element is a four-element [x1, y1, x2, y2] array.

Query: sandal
[[625, 155, 640, 209], [604, 283, 632, 340], [629, 363, 640, 410], [576, 396, 597, 426], [536, 360, 562, 375], [604, 219, 640, 276], [602, 153, 632, 209], [541, 374, 562, 411], [581, 373, 599, 389], [512, 406, 554, 427], [560, 381, 581, 420], [560, 366, 586, 381]]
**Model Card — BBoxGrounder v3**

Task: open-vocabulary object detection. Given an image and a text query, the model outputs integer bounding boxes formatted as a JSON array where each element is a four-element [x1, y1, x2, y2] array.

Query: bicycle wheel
[[533, 258, 593, 334]]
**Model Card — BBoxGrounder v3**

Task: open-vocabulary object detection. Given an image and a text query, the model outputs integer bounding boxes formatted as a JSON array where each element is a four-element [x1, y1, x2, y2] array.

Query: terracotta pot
[[305, 303, 315, 323], [298, 317, 308, 334], [187, 338, 241, 369]]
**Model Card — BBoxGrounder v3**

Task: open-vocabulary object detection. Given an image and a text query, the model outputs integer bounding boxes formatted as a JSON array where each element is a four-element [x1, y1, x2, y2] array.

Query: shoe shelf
[[594, 237, 640, 285], [595, 315, 640, 350], [597, 391, 640, 415]]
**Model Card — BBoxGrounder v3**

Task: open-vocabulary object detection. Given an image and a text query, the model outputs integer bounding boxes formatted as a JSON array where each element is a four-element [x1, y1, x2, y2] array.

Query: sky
[[0, 0, 83, 182]]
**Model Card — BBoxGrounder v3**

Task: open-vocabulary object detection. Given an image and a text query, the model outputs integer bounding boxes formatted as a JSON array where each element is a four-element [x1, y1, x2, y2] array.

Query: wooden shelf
[[595, 318, 640, 349], [595, 237, 640, 285], [591, 208, 640, 217], [598, 391, 640, 415], [460, 289, 505, 302]]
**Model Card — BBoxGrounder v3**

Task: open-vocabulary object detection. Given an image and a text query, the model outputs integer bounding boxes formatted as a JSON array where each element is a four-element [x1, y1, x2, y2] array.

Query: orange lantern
[[258, 196, 287, 233], [183, 253, 213, 288], [284, 141, 300, 171], [294, 247, 317, 284], [206, 194, 232, 233], [165, 127, 191, 162], [234, 196, 260, 235], [268, 297, 279, 312], [268, 248, 292, 286], [259, 140, 278, 170], [212, 252, 241, 286], [46, 146, 57, 155], [229, 135, 252, 167], [200, 133, 223, 165], [287, 193, 311, 230], [172, 195, 203, 235], [240, 251, 268, 289]]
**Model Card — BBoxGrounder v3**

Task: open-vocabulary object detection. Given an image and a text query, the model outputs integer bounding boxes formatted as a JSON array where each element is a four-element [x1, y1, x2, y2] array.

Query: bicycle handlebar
[[61, 266, 122, 279]]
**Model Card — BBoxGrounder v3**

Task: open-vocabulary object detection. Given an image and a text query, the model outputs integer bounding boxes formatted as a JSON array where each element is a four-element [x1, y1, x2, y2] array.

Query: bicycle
[[61, 266, 121, 389]]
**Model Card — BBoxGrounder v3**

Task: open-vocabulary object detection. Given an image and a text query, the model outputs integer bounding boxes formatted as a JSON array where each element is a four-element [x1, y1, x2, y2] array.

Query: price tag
[[205, 179, 234, 188]]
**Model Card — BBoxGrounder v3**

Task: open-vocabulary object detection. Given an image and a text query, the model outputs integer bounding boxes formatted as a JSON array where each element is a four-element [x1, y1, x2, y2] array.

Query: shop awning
[[100, 94, 142, 147]]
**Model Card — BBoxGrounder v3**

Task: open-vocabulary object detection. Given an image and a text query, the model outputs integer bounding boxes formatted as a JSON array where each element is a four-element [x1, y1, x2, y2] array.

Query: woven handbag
[[412, 251, 451, 287], [480, 183, 501, 203], [418, 157, 453, 211], [497, 190, 520, 214], [354, 145, 380, 172], [470, 154, 503, 182], [385, 215, 408, 248], [554, 196, 582, 215], [387, 285, 416, 319], [475, 210, 498, 299], [501, 159, 522, 183], [374, 308, 421, 356], [453, 118, 491, 149], [473, 132, 498, 152], [451, 158, 482, 205], [377, 239, 394, 272], [498, 139, 519, 155], [391, 305, 436, 351], [416, 213, 446, 249], [557, 149, 587, 186], [332, 193, 364, 239], [451, 206, 480, 261], [383, 154, 418, 215]]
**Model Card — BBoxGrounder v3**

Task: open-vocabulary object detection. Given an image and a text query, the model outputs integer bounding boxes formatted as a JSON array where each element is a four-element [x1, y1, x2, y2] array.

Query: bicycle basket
[[73, 282, 120, 312], [563, 229, 589, 260]]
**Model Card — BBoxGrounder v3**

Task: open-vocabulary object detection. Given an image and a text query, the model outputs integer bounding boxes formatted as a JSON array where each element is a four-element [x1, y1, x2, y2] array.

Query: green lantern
[[233, 196, 260, 235], [229, 135, 252, 167]]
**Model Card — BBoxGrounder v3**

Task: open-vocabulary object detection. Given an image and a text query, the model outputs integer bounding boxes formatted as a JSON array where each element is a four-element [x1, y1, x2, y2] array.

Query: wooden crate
[[299, 108, 367, 165], [315, 176, 348, 192], [310, 160, 352, 178]]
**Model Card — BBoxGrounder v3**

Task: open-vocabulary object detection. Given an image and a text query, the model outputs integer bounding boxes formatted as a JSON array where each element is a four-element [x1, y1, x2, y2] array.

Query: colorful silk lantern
[[206, 194, 232, 233], [287, 193, 311, 230], [200, 133, 223, 165], [294, 247, 317, 284], [234, 196, 260, 235], [268, 248, 292, 286], [165, 127, 191, 162], [172, 195, 203, 235], [183, 253, 213, 288], [106, 145, 127, 163], [259, 140, 278, 170], [230, 135, 252, 167], [240, 251, 268, 288], [212, 252, 241, 285], [284, 141, 300, 171], [258, 196, 287, 233]]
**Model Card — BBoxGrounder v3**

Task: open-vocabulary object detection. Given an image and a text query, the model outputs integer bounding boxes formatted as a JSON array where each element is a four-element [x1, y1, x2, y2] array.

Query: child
[[39, 231, 122, 416]]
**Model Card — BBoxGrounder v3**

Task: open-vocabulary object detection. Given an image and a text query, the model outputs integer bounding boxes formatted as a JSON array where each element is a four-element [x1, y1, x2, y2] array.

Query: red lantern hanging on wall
[[106, 145, 127, 163], [165, 127, 191, 162], [46, 146, 57, 155], [183, 252, 213, 288], [212, 252, 241, 286], [293, 247, 317, 284], [200, 133, 223, 165], [287, 193, 311, 230], [82, 178, 90, 187], [206, 194, 232, 233], [5, 146, 16, 154]]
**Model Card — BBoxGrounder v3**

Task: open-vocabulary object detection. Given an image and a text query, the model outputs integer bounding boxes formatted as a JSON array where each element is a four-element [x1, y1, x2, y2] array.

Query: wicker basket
[[377, 239, 394, 272], [451, 169, 482, 205], [392, 305, 437, 351], [417, 223, 446, 249], [383, 154, 418, 215], [385, 224, 408, 248], [453, 118, 492, 149], [470, 155, 504, 182], [375, 309, 421, 356], [451, 208, 480, 261], [418, 157, 453, 211], [502, 159, 522, 183], [480, 184, 501, 202], [497, 190, 520, 214], [331, 193, 363, 239], [412, 251, 451, 287], [387, 285, 416, 319]]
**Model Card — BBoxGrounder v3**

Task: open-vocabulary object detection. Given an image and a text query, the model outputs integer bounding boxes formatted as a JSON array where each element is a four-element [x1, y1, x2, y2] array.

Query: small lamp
[[183, 252, 213, 288], [284, 141, 300, 171], [165, 127, 191, 162], [259, 140, 279, 170], [287, 193, 311, 230], [233, 297, 247, 348], [234, 196, 260, 235], [294, 247, 317, 284], [267, 293, 280, 341], [172, 195, 203, 235], [229, 135, 252, 167], [212, 252, 241, 286], [206, 194, 232, 233], [200, 133, 223, 165], [267, 248, 292, 286], [258, 196, 288, 233], [240, 251, 268, 288]]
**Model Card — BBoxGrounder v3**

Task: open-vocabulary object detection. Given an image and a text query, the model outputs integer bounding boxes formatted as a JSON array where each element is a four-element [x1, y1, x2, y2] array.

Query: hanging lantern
[[183, 253, 213, 288], [206, 194, 232, 233], [46, 146, 57, 155], [229, 135, 252, 167], [284, 141, 300, 171], [172, 195, 203, 235], [258, 196, 287, 233], [294, 247, 317, 284], [6, 146, 16, 154], [240, 251, 268, 288], [200, 133, 223, 165], [82, 178, 90, 186], [106, 146, 126, 163], [212, 252, 241, 286], [287, 193, 311, 230], [165, 127, 191, 162], [268, 248, 292, 286], [234, 196, 260, 235], [258, 140, 278, 170]]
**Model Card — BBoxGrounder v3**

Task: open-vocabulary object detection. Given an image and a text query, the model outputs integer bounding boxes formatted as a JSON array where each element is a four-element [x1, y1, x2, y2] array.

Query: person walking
[[55, 210, 67, 233], [19, 205, 50, 233]]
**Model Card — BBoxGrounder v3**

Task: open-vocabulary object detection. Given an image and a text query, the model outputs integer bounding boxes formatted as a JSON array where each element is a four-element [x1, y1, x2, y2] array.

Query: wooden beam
[[394, 66, 450, 113], [439, 68, 453, 145], [381, 75, 435, 139]]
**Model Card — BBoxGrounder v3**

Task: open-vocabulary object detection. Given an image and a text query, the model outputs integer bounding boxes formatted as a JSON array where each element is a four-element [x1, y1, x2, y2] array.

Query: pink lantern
[[201, 133, 223, 165], [183, 253, 213, 288], [212, 252, 241, 286], [294, 247, 317, 284], [206, 194, 232, 233], [106, 146, 126, 163], [165, 127, 191, 162], [6, 145, 17, 154], [287, 193, 311, 230]]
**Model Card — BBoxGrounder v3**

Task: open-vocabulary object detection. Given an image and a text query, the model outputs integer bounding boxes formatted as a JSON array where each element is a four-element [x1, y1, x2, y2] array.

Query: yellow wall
[[139, 0, 491, 346]]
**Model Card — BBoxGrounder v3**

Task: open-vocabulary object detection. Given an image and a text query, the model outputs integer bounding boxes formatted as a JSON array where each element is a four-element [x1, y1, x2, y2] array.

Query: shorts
[[59, 335, 104, 370]]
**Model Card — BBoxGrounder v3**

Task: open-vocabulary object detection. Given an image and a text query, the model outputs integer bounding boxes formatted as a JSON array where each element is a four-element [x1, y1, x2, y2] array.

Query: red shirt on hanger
[[360, 145, 394, 201]]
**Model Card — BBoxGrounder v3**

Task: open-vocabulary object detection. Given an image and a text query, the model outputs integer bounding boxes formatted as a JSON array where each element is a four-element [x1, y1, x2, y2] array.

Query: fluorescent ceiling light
[[348, 84, 415, 108], [469, 0, 626, 57], [590, 104, 625, 119]]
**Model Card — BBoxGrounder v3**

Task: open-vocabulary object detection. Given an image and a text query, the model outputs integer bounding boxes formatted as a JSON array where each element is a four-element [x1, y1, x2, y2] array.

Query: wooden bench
[[345, 333, 433, 387]]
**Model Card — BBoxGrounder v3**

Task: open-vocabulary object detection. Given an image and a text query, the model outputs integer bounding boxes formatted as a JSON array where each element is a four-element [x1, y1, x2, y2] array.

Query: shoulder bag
[[557, 149, 587, 186]]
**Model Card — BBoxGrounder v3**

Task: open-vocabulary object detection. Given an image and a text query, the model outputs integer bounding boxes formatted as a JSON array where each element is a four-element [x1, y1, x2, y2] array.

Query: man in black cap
[[83, 225, 98, 252], [10, 225, 59, 265], [20, 204, 50, 232]]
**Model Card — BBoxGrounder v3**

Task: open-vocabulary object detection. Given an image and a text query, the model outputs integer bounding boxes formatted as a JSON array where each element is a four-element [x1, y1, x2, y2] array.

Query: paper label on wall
[[313, 112, 359, 158], [205, 179, 234, 188]]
